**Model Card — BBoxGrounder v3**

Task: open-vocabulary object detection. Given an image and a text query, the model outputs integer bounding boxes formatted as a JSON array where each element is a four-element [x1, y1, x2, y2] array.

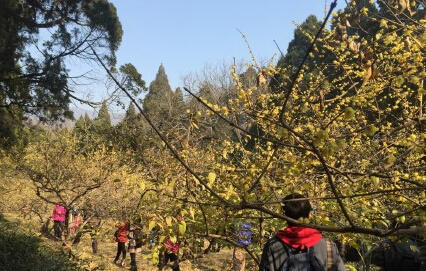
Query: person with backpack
[[259, 193, 346, 271], [128, 222, 144, 271], [113, 221, 129, 267], [51, 204, 67, 240]]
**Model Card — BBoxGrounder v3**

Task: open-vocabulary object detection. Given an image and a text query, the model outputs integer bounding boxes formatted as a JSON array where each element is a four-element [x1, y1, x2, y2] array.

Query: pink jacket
[[52, 204, 66, 222], [165, 239, 180, 253]]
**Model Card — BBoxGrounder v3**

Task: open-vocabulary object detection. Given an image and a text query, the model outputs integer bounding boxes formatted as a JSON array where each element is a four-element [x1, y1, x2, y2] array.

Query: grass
[[0, 213, 83, 271]]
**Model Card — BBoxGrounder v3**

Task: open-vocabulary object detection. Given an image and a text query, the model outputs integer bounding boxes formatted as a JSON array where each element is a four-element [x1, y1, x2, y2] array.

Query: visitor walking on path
[[233, 222, 253, 271], [163, 237, 180, 271], [113, 221, 129, 267], [259, 193, 346, 271], [51, 204, 66, 240], [128, 222, 144, 271]]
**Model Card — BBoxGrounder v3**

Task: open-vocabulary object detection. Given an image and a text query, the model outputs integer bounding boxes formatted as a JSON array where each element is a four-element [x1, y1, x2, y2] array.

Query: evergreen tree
[[91, 102, 112, 141], [74, 113, 93, 135], [0, 0, 122, 122], [113, 103, 147, 155], [119, 63, 146, 96], [74, 116, 86, 132], [143, 64, 175, 125], [172, 87, 185, 113], [123, 103, 138, 122], [95, 102, 112, 127], [270, 15, 322, 94], [279, 15, 322, 69], [0, 107, 23, 149]]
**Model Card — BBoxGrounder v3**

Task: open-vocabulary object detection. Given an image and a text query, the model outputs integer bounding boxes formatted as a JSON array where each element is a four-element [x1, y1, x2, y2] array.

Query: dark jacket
[[259, 227, 346, 271]]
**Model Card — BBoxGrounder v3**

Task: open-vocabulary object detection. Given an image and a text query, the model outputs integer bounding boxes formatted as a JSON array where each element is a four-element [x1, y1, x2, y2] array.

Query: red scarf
[[276, 226, 322, 250]]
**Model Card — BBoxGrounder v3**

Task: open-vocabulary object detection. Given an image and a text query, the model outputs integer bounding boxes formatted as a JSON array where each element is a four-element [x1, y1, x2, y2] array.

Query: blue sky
[[111, 0, 344, 89], [71, 0, 345, 116]]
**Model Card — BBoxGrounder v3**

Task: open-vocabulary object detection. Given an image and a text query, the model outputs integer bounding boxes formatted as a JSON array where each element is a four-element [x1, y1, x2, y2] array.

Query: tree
[[119, 63, 146, 96], [270, 15, 322, 95], [114, 3, 424, 267], [91, 102, 112, 141], [0, 0, 123, 123], [143, 64, 175, 122], [21, 130, 129, 208], [279, 15, 322, 69], [114, 103, 146, 152]]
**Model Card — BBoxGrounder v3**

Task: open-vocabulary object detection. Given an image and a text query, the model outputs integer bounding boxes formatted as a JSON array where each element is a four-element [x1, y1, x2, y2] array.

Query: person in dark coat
[[259, 193, 346, 271]]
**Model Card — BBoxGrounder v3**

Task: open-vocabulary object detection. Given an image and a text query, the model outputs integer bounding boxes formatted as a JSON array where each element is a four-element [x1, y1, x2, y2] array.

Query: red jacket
[[115, 224, 128, 243], [276, 226, 322, 250], [165, 238, 179, 253]]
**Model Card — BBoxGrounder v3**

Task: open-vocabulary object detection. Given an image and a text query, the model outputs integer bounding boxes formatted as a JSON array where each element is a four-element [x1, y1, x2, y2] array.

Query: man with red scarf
[[259, 193, 346, 271]]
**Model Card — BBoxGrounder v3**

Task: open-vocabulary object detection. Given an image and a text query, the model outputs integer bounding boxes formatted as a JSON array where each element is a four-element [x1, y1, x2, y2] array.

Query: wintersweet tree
[[21, 130, 131, 209]]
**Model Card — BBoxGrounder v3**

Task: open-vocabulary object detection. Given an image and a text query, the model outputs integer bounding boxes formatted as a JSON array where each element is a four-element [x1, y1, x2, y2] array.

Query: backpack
[[280, 239, 334, 271], [381, 239, 421, 271], [133, 228, 145, 248]]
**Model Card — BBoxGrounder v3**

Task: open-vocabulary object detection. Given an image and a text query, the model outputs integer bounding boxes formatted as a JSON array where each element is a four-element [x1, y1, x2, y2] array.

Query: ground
[[0, 213, 242, 271]]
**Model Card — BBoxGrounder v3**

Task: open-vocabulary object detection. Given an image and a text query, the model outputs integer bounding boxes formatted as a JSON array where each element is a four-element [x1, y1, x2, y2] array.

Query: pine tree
[[143, 64, 176, 127], [113, 103, 146, 153], [143, 64, 174, 114], [278, 15, 322, 69], [270, 15, 322, 94], [96, 102, 111, 127], [74, 113, 93, 134], [91, 102, 112, 141], [172, 87, 185, 113]]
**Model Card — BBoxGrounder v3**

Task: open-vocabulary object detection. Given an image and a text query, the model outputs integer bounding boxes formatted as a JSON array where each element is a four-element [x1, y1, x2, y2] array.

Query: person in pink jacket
[[52, 204, 66, 239]]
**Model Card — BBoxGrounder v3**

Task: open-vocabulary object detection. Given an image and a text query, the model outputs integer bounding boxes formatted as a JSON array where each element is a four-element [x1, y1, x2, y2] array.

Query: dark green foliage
[[143, 64, 174, 117], [0, 107, 23, 149], [278, 15, 322, 69], [270, 15, 322, 94], [94, 102, 111, 128], [82, 0, 123, 54], [0, 0, 122, 126], [119, 63, 146, 96], [114, 103, 146, 152], [90, 102, 112, 143], [74, 113, 93, 135]]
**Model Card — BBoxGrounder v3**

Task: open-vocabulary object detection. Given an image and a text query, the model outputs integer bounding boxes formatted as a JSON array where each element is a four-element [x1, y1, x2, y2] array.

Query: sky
[[70, 0, 345, 117]]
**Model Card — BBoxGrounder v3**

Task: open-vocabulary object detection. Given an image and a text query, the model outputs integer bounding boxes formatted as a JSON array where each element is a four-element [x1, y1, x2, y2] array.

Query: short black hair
[[282, 193, 312, 220]]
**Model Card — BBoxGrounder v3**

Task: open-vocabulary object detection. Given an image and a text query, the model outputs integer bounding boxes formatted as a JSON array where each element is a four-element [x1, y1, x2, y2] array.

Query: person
[[113, 221, 129, 267], [128, 221, 144, 271], [163, 237, 180, 271], [233, 222, 253, 271], [259, 193, 346, 271], [70, 207, 82, 234], [51, 204, 66, 240], [71, 209, 101, 254]]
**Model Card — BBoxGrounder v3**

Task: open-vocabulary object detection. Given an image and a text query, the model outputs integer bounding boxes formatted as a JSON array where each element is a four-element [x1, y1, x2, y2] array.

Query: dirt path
[[74, 235, 235, 271]]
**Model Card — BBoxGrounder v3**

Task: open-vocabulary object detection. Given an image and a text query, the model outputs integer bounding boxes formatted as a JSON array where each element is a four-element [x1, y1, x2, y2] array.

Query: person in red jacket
[[113, 222, 129, 267]]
